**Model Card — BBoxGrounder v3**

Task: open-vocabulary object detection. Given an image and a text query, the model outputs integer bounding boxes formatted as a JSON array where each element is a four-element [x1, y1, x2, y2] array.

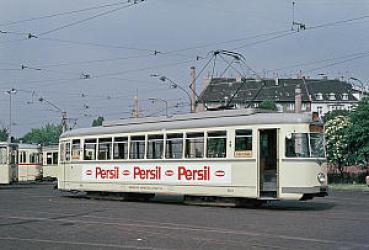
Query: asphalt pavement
[[0, 183, 368, 250]]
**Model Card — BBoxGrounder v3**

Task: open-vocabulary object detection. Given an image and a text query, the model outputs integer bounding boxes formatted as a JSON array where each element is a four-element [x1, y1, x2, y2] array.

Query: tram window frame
[[59, 143, 65, 162], [147, 134, 164, 159], [113, 137, 128, 160], [285, 133, 325, 158], [130, 135, 145, 159], [98, 138, 112, 160], [52, 152, 58, 165], [207, 131, 227, 158], [185, 132, 204, 159], [165, 133, 183, 159], [65, 142, 71, 162], [0, 147, 6, 164], [84, 139, 97, 161], [71, 139, 81, 161], [19, 151, 26, 163], [46, 152, 53, 165], [235, 129, 253, 158]]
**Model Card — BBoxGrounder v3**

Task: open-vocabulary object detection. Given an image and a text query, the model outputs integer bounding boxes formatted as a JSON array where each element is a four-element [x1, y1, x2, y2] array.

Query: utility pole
[[190, 66, 197, 113], [5, 88, 17, 142], [133, 91, 140, 118]]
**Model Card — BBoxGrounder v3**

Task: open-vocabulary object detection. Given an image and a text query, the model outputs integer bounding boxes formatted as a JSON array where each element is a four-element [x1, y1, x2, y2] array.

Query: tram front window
[[71, 139, 81, 160], [285, 133, 325, 158]]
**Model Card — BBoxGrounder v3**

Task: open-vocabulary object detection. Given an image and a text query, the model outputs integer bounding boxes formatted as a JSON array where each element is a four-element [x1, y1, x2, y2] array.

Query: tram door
[[259, 129, 278, 198]]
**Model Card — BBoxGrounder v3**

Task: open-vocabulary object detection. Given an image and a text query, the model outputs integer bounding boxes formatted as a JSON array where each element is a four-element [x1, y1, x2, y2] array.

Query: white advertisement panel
[[82, 162, 231, 185]]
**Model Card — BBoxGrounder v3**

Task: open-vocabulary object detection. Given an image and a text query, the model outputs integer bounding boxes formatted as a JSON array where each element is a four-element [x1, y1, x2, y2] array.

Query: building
[[196, 77, 360, 116]]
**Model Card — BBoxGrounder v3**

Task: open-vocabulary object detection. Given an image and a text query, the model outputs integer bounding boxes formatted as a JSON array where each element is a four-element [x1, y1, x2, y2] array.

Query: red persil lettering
[[95, 166, 119, 179], [178, 166, 210, 181], [133, 166, 161, 180]]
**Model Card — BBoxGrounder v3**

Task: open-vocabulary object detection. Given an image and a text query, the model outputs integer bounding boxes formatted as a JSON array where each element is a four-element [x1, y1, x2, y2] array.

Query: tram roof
[[61, 109, 313, 139]]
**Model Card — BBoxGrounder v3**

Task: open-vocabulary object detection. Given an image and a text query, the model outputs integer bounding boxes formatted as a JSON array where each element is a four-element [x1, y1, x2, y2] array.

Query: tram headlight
[[317, 172, 326, 184]]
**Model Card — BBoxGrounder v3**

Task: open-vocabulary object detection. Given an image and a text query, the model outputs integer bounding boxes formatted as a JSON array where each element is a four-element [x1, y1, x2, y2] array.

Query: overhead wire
[[0, 1, 134, 27]]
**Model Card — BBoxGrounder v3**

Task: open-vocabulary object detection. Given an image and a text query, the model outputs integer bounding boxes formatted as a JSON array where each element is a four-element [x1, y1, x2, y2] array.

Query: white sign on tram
[[82, 163, 232, 185]]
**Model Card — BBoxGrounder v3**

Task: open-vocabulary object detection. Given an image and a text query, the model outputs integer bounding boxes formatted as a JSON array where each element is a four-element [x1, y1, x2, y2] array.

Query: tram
[[58, 109, 328, 203], [17, 144, 43, 181], [0, 142, 18, 184], [42, 144, 59, 180]]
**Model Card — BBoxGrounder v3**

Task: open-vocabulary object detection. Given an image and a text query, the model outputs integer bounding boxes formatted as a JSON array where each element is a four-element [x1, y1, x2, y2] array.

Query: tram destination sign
[[82, 163, 232, 185]]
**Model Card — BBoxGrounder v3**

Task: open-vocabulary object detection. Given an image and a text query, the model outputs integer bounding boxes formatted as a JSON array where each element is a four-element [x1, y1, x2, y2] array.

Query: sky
[[1, 0, 369, 136]]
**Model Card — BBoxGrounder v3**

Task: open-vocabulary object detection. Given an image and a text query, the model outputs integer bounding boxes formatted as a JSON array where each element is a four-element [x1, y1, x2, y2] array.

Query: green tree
[[0, 128, 8, 142], [258, 100, 277, 111], [325, 116, 352, 182], [323, 110, 350, 123], [347, 97, 369, 167], [22, 124, 63, 145], [92, 116, 104, 127]]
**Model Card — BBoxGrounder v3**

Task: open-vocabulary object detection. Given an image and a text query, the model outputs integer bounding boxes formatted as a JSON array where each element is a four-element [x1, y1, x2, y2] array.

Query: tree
[[347, 97, 369, 167], [0, 128, 8, 142], [323, 110, 350, 123], [258, 100, 277, 111], [325, 115, 352, 182], [22, 124, 63, 145], [92, 116, 104, 127]]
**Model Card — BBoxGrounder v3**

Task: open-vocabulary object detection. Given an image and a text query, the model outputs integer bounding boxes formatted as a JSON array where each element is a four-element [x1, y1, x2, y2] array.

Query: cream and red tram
[[17, 144, 43, 181], [0, 142, 18, 184], [42, 144, 59, 180], [58, 110, 328, 203]]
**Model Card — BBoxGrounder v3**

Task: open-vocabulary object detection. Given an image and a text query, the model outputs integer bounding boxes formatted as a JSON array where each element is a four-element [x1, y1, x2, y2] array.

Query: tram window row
[[60, 129, 253, 162]]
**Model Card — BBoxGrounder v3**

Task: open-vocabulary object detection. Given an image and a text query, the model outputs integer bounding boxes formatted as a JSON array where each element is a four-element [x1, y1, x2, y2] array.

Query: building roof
[[61, 110, 312, 139], [198, 78, 358, 105]]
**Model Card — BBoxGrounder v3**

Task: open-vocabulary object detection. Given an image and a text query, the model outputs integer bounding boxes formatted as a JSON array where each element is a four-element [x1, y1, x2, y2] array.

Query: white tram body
[[17, 144, 43, 181], [58, 110, 328, 201], [42, 144, 59, 179], [0, 142, 18, 184]]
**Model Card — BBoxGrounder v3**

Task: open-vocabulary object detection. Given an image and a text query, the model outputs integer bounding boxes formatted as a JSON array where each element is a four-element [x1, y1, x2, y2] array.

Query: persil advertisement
[[82, 163, 231, 185]]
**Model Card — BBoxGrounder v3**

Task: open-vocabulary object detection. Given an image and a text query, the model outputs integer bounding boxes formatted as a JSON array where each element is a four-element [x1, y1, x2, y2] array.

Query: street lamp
[[151, 74, 194, 112], [350, 77, 365, 98], [149, 98, 168, 118], [38, 97, 68, 132], [5, 88, 17, 142]]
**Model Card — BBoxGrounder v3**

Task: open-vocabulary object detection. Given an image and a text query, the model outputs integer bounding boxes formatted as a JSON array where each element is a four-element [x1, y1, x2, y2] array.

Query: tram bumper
[[282, 186, 328, 200]]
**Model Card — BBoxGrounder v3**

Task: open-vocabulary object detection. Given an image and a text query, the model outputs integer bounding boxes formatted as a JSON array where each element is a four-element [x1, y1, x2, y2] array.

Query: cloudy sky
[[1, 0, 369, 136]]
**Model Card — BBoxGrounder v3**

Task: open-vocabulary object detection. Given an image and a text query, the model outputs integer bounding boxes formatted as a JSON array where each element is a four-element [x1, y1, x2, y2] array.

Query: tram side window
[[19, 151, 26, 163], [207, 131, 227, 158], [147, 135, 163, 159], [235, 130, 253, 158], [84, 139, 96, 160], [71, 139, 81, 160], [65, 142, 71, 161], [53, 152, 58, 165], [166, 133, 183, 159], [130, 136, 145, 159], [185, 132, 204, 158], [113, 137, 128, 160], [46, 153, 52, 165], [98, 138, 112, 160], [0, 147, 6, 164], [285, 133, 309, 158]]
